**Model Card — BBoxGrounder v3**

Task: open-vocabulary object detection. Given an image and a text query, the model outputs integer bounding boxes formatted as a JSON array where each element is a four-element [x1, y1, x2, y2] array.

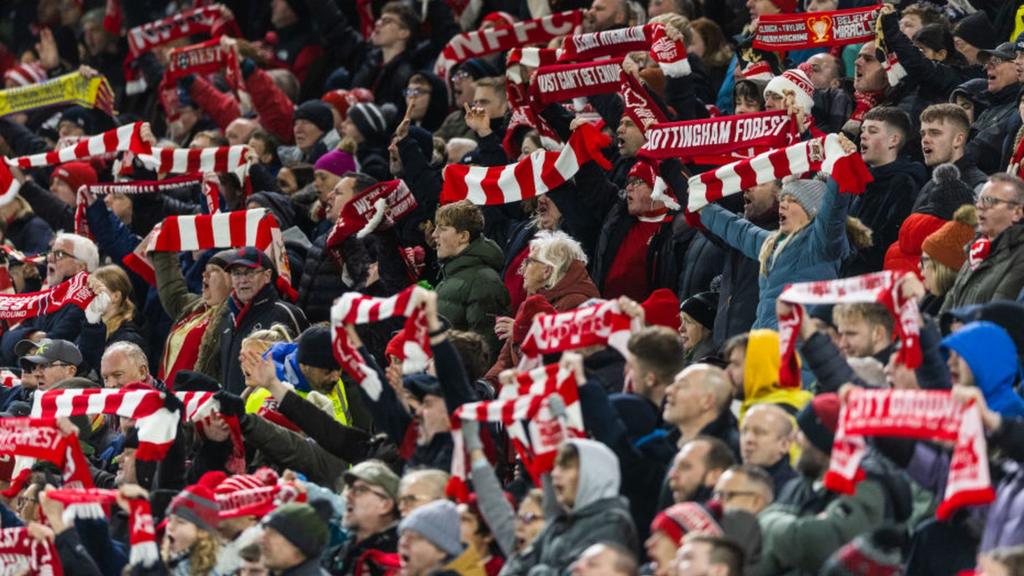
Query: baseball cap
[[15, 338, 51, 359], [977, 42, 1017, 65], [226, 247, 275, 272], [20, 339, 82, 370], [343, 460, 400, 502]]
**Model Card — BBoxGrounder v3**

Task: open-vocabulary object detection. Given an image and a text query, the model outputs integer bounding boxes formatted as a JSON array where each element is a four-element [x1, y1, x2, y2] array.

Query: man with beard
[[662, 437, 735, 506], [756, 394, 896, 575]]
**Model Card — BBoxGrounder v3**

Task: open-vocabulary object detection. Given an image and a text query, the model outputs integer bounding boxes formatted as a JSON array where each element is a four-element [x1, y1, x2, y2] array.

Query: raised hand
[[464, 103, 492, 137]]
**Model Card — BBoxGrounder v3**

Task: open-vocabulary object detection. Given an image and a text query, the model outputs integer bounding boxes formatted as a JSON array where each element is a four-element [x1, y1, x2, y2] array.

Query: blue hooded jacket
[[942, 321, 1024, 418]]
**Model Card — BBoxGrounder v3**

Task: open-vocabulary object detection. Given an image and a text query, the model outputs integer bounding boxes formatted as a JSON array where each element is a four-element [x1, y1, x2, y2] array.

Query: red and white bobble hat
[[4, 62, 47, 87], [764, 65, 815, 115], [742, 61, 775, 82]]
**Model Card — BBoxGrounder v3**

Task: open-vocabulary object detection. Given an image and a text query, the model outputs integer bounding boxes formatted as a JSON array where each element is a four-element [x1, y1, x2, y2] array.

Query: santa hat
[[215, 468, 281, 519], [765, 66, 815, 114], [629, 161, 680, 211], [4, 62, 47, 87], [642, 288, 682, 332]]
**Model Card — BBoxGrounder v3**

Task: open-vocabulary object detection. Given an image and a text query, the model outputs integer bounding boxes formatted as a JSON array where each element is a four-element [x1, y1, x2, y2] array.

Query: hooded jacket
[[436, 236, 510, 355], [411, 71, 450, 133], [701, 177, 852, 330], [500, 439, 637, 576], [941, 321, 1024, 418], [739, 330, 813, 421]]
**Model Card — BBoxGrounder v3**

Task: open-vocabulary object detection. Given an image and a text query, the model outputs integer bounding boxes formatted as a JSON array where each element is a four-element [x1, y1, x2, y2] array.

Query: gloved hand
[[214, 390, 246, 417], [84, 292, 111, 324], [461, 419, 483, 452]]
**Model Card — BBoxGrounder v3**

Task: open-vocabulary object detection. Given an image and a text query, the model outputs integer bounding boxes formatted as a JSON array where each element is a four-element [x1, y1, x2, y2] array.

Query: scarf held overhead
[[620, 71, 667, 134], [441, 122, 610, 205], [0, 71, 115, 118], [559, 22, 691, 77], [519, 299, 634, 366], [640, 110, 798, 164], [433, 10, 582, 78], [753, 5, 881, 51], [45, 488, 158, 567], [826, 389, 994, 520], [73, 174, 209, 238], [532, 58, 625, 105], [686, 133, 873, 212], [7, 122, 149, 169], [0, 418, 93, 502], [777, 271, 922, 388], [330, 285, 431, 402], [127, 5, 230, 58], [326, 179, 418, 248]]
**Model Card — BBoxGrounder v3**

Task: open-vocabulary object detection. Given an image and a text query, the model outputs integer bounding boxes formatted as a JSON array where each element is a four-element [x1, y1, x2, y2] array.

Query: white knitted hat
[[764, 66, 815, 114]]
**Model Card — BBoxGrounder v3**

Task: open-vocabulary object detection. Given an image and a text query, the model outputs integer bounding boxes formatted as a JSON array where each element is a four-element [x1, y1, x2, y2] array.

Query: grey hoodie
[[500, 439, 637, 576]]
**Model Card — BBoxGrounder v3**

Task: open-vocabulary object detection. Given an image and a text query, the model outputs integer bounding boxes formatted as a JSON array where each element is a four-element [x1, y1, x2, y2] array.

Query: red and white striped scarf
[[325, 179, 418, 248], [127, 5, 229, 59], [639, 110, 798, 165], [826, 389, 994, 520], [441, 122, 610, 205], [137, 144, 252, 175], [0, 272, 94, 323], [159, 39, 243, 121], [448, 363, 584, 500], [177, 390, 246, 475], [620, 71, 667, 135], [45, 488, 158, 567], [777, 271, 922, 388], [0, 527, 63, 576], [31, 385, 180, 461], [518, 299, 635, 368], [7, 123, 149, 169], [123, 209, 293, 300], [531, 58, 625, 105], [685, 134, 873, 212], [0, 161, 20, 206], [558, 22, 691, 77], [433, 10, 582, 78], [73, 174, 210, 238], [330, 285, 430, 402], [0, 417, 94, 501]]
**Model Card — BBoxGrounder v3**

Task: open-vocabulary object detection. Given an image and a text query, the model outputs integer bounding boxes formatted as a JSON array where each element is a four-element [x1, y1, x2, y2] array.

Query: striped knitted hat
[[215, 468, 280, 519], [168, 473, 222, 532]]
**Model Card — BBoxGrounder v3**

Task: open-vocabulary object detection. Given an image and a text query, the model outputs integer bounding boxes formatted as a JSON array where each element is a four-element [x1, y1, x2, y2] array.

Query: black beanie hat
[[680, 291, 718, 331], [264, 502, 331, 560], [403, 373, 442, 401], [296, 326, 338, 370], [293, 100, 334, 135], [953, 12, 998, 50], [348, 102, 396, 144], [796, 393, 840, 454]]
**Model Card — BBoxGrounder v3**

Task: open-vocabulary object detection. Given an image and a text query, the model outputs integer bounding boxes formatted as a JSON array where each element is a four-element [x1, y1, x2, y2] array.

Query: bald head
[[226, 118, 259, 146], [662, 364, 733, 427], [806, 53, 842, 90], [740, 403, 794, 467]]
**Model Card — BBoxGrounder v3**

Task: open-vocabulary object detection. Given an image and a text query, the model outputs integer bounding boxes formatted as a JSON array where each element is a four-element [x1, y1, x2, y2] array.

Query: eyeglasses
[[42, 362, 73, 369], [626, 177, 649, 189], [47, 249, 78, 262], [404, 88, 431, 98], [977, 194, 1021, 209], [713, 489, 760, 501], [516, 512, 542, 523], [452, 71, 472, 82], [984, 57, 1011, 69], [377, 15, 401, 28], [347, 483, 390, 500], [398, 493, 433, 507]]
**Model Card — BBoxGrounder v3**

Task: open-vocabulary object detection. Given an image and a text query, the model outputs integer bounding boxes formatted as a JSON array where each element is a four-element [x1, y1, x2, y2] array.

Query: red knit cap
[[649, 503, 723, 545], [642, 288, 682, 332], [168, 473, 222, 533], [321, 88, 373, 121], [4, 62, 47, 87], [52, 162, 98, 192], [628, 160, 657, 189], [216, 467, 281, 519]]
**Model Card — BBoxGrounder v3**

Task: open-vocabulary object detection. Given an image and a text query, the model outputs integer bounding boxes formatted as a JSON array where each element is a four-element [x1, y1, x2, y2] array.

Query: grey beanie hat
[[781, 179, 827, 219], [398, 499, 464, 559]]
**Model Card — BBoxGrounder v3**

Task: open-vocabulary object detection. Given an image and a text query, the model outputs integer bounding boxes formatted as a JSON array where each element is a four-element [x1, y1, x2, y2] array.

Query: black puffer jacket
[[296, 233, 370, 325], [967, 82, 1022, 174]]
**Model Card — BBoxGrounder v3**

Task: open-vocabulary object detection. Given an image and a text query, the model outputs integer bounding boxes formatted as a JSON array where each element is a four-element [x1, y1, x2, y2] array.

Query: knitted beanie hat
[[348, 102, 389, 143], [642, 288, 682, 332], [628, 160, 657, 189], [264, 502, 331, 560], [649, 502, 723, 545], [313, 149, 357, 177], [215, 467, 280, 519], [293, 100, 334, 134], [296, 325, 338, 370], [765, 67, 815, 114], [52, 162, 98, 192], [167, 474, 221, 533], [398, 499, 465, 559], [4, 62, 47, 87], [679, 291, 718, 331], [796, 392, 840, 454], [953, 11, 998, 50], [781, 178, 827, 219], [922, 205, 977, 270], [321, 88, 373, 121]]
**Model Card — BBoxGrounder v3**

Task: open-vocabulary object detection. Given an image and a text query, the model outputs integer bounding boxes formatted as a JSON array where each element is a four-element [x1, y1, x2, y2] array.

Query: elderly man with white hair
[[1, 232, 99, 365]]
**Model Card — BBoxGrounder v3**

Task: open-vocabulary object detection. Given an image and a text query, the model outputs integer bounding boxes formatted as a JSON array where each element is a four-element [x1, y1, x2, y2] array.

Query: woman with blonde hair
[[919, 205, 976, 316], [78, 264, 148, 372]]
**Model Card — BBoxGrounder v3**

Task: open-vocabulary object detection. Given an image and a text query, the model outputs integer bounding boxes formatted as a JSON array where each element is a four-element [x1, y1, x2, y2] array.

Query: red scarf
[[620, 71, 667, 134], [559, 23, 691, 77], [518, 299, 634, 367], [330, 286, 430, 402], [1009, 134, 1024, 180], [7, 123, 149, 169], [159, 39, 243, 121], [503, 47, 562, 158], [969, 237, 991, 270], [826, 389, 994, 520], [686, 134, 873, 212], [127, 6, 232, 58], [532, 58, 625, 105], [433, 10, 583, 78], [753, 5, 880, 51], [326, 180, 418, 248], [0, 272, 94, 323], [0, 417, 93, 500], [0, 527, 63, 576], [0, 161, 20, 206], [45, 488, 158, 567], [442, 122, 610, 205], [640, 110, 798, 165], [777, 272, 922, 388], [448, 364, 583, 500]]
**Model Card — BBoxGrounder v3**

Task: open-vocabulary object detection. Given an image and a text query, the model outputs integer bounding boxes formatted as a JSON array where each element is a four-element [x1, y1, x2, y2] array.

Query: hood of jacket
[[412, 71, 450, 133], [871, 158, 928, 188], [568, 438, 621, 511], [268, 342, 312, 393], [942, 321, 1024, 418], [739, 329, 812, 419], [442, 236, 504, 277], [540, 260, 600, 309]]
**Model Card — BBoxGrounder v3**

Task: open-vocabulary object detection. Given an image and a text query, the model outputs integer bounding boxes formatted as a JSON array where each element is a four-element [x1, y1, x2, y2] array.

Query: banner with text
[[753, 5, 880, 51], [639, 110, 798, 165]]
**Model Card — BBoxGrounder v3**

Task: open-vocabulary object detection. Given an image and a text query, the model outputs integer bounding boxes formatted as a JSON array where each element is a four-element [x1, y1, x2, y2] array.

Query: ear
[[937, 49, 948, 61], [457, 229, 471, 245], [953, 131, 966, 149]]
